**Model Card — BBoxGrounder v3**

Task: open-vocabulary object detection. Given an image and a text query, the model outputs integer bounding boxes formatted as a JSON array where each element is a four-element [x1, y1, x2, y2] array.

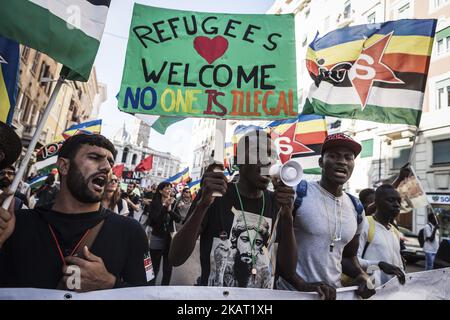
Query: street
[[154, 241, 201, 286]]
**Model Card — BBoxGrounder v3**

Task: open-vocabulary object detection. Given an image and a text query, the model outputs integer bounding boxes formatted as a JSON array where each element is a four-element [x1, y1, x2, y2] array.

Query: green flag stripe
[[0, 0, 100, 81], [151, 116, 185, 135], [303, 168, 322, 175], [303, 98, 422, 126]]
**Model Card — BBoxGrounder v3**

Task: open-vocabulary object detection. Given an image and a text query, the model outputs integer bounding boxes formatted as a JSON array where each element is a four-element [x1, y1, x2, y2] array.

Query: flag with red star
[[231, 115, 327, 175], [303, 19, 437, 126], [267, 114, 327, 174]]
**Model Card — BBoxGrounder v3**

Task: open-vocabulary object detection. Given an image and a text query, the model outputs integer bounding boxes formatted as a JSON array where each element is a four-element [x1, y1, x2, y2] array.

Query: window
[[132, 154, 137, 165], [432, 0, 449, 10], [343, 1, 351, 19], [397, 3, 411, 19], [433, 139, 450, 165], [436, 78, 450, 109], [39, 62, 52, 95], [360, 139, 374, 158], [438, 39, 445, 54], [122, 147, 129, 163], [436, 27, 450, 55], [30, 52, 41, 74], [393, 146, 411, 170], [21, 46, 30, 60], [367, 12, 376, 24], [20, 95, 32, 123]]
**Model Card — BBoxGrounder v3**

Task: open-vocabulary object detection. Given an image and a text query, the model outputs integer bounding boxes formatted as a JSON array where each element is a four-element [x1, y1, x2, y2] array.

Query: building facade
[[191, 118, 216, 181], [13, 47, 105, 148], [113, 124, 181, 187], [269, 0, 450, 236]]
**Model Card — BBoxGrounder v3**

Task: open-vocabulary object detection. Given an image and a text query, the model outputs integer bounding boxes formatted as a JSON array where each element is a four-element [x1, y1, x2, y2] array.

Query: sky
[[95, 0, 275, 167]]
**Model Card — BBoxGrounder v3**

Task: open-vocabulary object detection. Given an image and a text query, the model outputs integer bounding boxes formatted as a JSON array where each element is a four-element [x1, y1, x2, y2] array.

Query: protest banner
[[118, 5, 297, 121]]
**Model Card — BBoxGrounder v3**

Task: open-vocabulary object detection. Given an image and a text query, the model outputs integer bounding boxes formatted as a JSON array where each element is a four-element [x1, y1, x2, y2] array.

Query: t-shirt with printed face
[[188, 183, 279, 289]]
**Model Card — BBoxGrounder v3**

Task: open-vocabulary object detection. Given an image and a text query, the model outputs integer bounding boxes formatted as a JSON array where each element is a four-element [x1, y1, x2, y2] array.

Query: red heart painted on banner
[[193, 36, 229, 64]]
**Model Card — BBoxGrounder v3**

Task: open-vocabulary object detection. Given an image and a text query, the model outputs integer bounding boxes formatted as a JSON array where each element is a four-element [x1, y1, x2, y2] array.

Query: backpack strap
[[361, 216, 376, 259], [73, 219, 105, 257], [346, 193, 364, 225], [390, 224, 401, 239], [292, 180, 308, 218], [117, 199, 123, 214], [56, 217, 106, 290]]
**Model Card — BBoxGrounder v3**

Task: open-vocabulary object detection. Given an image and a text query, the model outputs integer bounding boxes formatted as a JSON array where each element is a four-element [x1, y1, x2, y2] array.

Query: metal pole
[[378, 138, 382, 182], [408, 126, 420, 165], [212, 119, 226, 197], [2, 75, 65, 209]]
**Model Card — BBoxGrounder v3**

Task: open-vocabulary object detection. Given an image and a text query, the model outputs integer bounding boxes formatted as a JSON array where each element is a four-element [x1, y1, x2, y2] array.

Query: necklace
[[318, 182, 343, 253], [234, 183, 265, 276]]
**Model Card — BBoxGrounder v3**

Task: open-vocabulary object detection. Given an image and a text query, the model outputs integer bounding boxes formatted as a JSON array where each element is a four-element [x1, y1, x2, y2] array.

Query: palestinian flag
[[35, 140, 64, 174], [0, 0, 111, 81], [267, 115, 327, 175], [303, 19, 437, 126], [28, 174, 49, 191]]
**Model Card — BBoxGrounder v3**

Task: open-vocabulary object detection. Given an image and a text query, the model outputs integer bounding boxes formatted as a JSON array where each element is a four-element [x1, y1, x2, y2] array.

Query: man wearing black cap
[[0, 122, 22, 211], [277, 133, 375, 300], [0, 122, 21, 171]]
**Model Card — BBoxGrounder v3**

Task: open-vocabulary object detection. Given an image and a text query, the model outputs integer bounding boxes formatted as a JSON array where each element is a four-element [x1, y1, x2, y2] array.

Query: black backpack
[[418, 225, 427, 248]]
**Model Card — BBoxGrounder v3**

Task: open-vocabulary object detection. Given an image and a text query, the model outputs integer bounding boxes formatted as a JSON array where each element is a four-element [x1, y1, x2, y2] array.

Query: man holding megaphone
[[277, 133, 376, 300], [169, 130, 297, 289]]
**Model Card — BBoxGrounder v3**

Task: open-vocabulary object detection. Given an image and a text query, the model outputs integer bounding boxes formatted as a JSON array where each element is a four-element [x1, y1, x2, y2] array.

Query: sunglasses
[[110, 179, 118, 183]]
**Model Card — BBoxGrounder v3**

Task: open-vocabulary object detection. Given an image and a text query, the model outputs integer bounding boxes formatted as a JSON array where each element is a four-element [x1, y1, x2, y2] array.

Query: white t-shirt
[[278, 181, 365, 289], [423, 223, 439, 253], [357, 218, 404, 286], [113, 198, 130, 216]]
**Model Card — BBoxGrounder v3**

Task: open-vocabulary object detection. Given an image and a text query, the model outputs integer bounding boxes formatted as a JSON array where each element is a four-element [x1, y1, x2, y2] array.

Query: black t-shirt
[[434, 239, 450, 269], [127, 194, 141, 217], [188, 183, 279, 289], [0, 206, 152, 289]]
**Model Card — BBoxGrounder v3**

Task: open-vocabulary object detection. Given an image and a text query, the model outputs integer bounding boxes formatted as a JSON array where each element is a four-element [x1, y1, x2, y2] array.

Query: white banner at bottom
[[0, 268, 448, 300]]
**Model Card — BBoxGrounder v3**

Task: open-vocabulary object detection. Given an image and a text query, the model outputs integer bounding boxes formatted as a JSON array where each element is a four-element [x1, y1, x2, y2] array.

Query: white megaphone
[[269, 160, 303, 187]]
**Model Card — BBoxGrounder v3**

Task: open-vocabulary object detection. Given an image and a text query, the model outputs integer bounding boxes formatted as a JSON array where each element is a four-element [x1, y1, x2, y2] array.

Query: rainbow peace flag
[[0, 37, 19, 125], [166, 167, 189, 184], [187, 179, 201, 196], [61, 119, 102, 139], [303, 19, 437, 126]]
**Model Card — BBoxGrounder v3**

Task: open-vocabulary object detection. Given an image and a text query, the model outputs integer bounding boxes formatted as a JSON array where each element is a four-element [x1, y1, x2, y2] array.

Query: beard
[[66, 161, 102, 203], [233, 251, 252, 288], [0, 177, 11, 189]]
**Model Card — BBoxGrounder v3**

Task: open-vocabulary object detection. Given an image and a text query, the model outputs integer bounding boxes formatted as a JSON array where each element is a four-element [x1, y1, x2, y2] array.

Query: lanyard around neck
[[234, 183, 265, 271], [48, 224, 91, 266]]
